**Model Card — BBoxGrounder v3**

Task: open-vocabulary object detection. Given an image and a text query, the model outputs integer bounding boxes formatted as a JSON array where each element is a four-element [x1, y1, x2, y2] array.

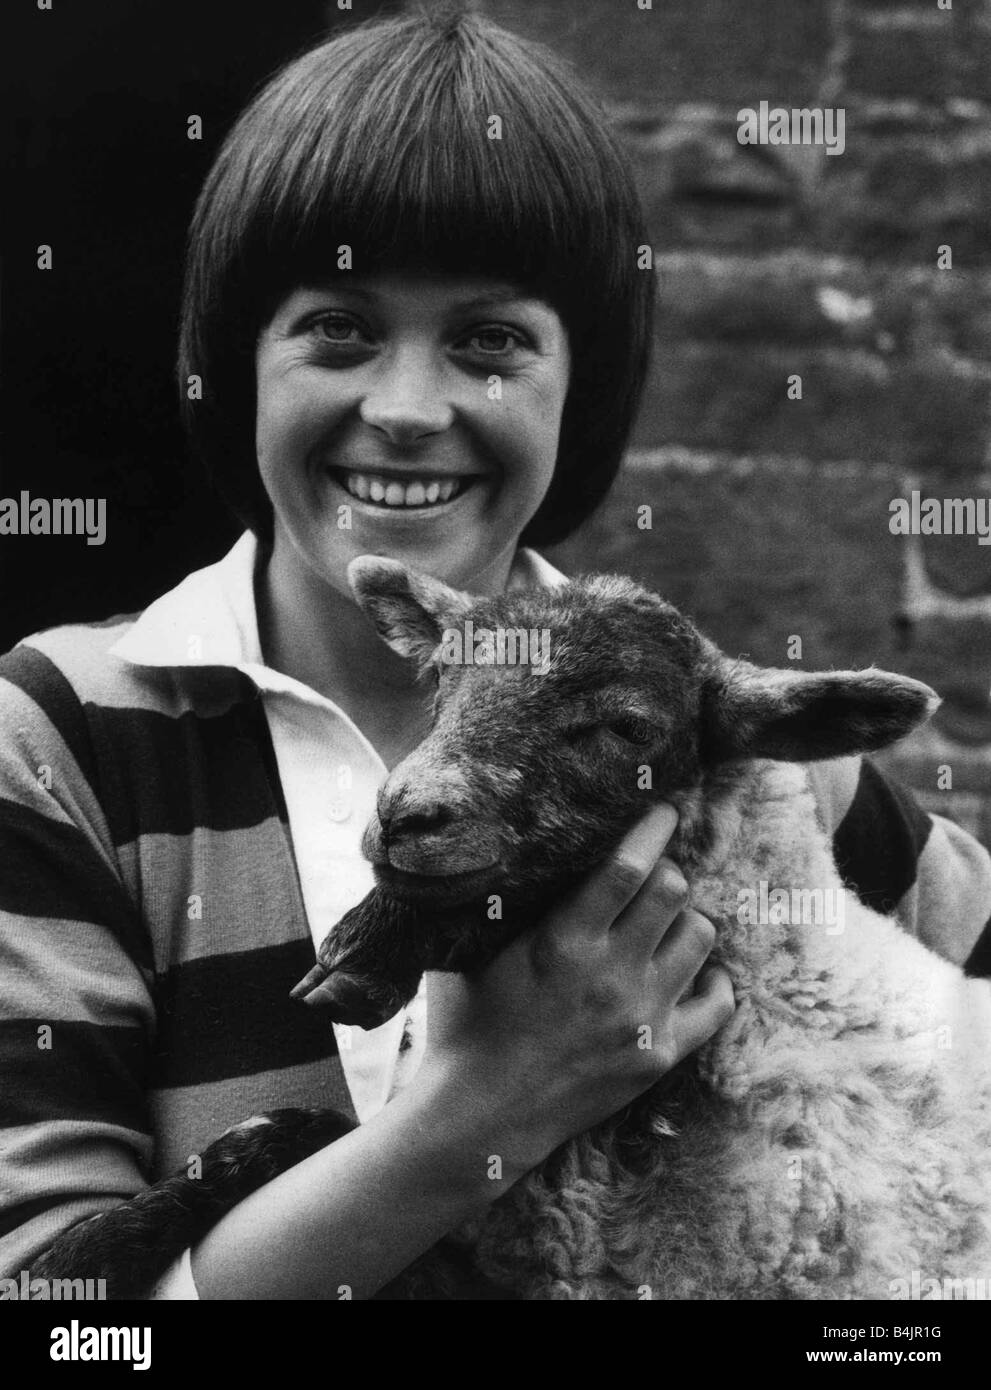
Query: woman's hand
[[418, 802, 736, 1179]]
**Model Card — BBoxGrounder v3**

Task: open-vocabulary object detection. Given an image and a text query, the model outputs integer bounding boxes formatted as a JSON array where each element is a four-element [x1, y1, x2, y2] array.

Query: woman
[[2, 8, 988, 1300]]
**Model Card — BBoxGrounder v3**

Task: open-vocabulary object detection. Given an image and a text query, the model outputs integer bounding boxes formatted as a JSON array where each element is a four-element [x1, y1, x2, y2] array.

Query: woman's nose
[[358, 350, 455, 445]]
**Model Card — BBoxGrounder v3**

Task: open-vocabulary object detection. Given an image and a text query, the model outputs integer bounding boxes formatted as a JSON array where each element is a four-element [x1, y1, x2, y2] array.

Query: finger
[[552, 803, 679, 940], [608, 855, 689, 958], [670, 963, 736, 1058], [651, 907, 718, 1003]]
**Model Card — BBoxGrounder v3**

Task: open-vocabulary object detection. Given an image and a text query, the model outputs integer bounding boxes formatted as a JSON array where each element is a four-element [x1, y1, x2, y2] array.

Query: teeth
[[339, 472, 468, 508]]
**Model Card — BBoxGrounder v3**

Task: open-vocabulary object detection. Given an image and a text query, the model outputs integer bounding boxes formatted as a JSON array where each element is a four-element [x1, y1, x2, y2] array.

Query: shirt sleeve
[[0, 644, 157, 1277], [806, 753, 991, 970]]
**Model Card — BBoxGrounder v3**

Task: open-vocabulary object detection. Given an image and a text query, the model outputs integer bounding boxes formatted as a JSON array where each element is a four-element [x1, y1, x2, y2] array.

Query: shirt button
[[328, 797, 352, 822]]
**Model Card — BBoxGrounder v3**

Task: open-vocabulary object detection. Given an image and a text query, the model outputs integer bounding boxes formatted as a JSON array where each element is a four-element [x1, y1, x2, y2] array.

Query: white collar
[[109, 531, 569, 683]]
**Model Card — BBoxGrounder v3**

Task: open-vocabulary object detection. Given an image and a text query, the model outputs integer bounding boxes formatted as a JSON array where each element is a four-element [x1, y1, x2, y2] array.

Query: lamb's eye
[[562, 724, 598, 746], [606, 717, 654, 746], [562, 719, 653, 748]]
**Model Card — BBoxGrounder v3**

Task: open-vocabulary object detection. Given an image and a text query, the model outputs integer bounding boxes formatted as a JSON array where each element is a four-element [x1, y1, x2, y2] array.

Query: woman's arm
[[0, 646, 160, 1278], [808, 754, 991, 970], [187, 1071, 522, 1300], [0, 647, 329, 1295]]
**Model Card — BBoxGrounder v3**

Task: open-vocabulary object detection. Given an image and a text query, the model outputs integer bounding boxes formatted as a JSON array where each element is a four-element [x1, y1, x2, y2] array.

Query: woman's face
[[254, 271, 571, 596]]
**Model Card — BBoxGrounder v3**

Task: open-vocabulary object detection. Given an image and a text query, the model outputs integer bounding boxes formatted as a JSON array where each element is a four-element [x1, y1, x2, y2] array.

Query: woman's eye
[[315, 316, 366, 346], [303, 313, 375, 353], [459, 325, 527, 357]]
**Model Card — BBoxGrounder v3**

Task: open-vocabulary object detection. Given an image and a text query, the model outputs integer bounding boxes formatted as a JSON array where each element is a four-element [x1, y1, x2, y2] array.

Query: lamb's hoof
[[292, 968, 395, 1030]]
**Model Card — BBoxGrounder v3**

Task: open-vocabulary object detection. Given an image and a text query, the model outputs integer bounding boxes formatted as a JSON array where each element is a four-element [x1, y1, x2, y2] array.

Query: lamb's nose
[[378, 795, 452, 841]]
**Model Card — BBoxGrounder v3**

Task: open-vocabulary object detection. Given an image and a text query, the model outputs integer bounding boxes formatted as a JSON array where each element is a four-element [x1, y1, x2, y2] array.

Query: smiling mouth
[[326, 467, 481, 509]]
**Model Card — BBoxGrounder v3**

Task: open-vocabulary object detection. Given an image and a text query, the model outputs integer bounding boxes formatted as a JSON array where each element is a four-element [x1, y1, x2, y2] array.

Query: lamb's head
[[294, 556, 938, 1026], [349, 559, 723, 907]]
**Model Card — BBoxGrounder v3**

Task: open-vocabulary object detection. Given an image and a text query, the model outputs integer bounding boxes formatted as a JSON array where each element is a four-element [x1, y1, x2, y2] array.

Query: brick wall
[[479, 0, 991, 846]]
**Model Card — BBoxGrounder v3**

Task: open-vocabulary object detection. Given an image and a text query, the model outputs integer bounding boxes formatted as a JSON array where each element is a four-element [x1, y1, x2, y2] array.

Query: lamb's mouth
[[326, 467, 481, 509], [374, 861, 500, 902]]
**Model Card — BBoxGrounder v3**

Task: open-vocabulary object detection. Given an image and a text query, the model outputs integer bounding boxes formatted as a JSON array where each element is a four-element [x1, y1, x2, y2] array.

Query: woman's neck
[[258, 549, 405, 698], [253, 534, 515, 766]]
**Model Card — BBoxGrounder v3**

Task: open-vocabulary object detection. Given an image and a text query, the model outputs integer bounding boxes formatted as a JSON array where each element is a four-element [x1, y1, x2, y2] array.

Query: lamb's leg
[[291, 889, 427, 1028], [291, 885, 528, 1028], [28, 1107, 354, 1299]]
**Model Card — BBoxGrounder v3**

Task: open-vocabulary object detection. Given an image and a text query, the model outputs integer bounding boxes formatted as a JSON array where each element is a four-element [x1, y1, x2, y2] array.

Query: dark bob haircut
[[178, 5, 654, 549]]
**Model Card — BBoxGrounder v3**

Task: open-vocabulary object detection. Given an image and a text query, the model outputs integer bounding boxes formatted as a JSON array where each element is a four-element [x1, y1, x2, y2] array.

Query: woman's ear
[[346, 556, 473, 670], [700, 649, 940, 765]]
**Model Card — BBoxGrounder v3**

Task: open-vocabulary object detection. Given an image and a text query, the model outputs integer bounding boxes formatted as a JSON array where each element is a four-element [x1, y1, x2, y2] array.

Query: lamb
[[30, 557, 991, 1299], [290, 557, 991, 1300]]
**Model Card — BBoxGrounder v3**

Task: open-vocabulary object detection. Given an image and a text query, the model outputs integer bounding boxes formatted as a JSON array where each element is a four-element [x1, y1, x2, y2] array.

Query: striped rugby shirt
[[2, 532, 991, 1285]]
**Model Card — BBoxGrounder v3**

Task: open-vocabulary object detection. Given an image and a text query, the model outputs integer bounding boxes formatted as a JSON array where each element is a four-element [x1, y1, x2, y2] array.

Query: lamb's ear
[[346, 556, 473, 669], [701, 654, 940, 764]]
